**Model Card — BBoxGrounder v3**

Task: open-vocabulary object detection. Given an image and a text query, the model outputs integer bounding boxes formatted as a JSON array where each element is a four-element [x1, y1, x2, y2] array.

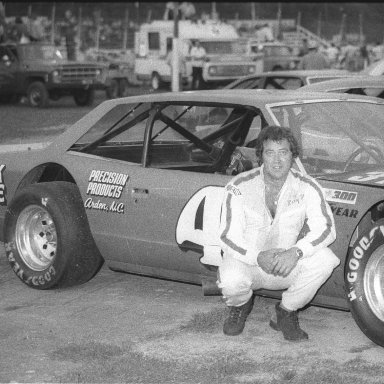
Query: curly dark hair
[[255, 125, 300, 165]]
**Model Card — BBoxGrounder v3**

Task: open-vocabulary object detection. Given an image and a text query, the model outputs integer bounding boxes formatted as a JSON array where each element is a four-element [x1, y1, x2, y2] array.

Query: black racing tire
[[73, 89, 95, 106], [106, 79, 119, 99], [345, 218, 384, 346], [27, 81, 49, 107], [4, 181, 104, 290]]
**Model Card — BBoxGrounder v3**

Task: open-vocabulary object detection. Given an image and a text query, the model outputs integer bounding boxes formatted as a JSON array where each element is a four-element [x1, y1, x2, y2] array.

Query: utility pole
[[276, 2, 282, 40], [77, 6, 82, 57], [171, 2, 180, 92], [339, 13, 346, 44], [50, 3, 56, 45], [122, 5, 129, 49], [359, 13, 363, 45], [212, 2, 217, 20], [251, 3, 255, 28], [317, 11, 322, 38]]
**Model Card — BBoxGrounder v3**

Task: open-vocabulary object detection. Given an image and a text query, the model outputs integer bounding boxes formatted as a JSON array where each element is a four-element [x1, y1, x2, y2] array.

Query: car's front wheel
[[345, 218, 384, 346], [4, 182, 103, 289]]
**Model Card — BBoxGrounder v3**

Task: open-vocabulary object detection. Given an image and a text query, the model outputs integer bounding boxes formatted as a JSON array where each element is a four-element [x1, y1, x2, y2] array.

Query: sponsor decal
[[324, 188, 357, 205], [85, 170, 128, 214], [287, 193, 304, 206], [176, 186, 224, 266], [329, 203, 358, 218], [0, 164, 6, 205], [226, 184, 241, 196], [346, 225, 384, 296], [348, 171, 384, 184], [348, 290, 357, 301]]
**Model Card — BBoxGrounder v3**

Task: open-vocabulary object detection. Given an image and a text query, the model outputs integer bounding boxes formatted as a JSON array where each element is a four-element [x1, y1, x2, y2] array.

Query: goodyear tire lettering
[[4, 181, 103, 290], [345, 220, 384, 347]]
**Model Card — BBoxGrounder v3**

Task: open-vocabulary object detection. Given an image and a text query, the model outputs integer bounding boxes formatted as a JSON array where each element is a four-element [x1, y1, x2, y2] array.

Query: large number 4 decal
[[176, 186, 224, 266]]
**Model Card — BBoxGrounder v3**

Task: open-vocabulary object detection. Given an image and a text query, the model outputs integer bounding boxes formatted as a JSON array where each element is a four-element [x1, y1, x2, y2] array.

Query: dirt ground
[[1, 242, 384, 384]]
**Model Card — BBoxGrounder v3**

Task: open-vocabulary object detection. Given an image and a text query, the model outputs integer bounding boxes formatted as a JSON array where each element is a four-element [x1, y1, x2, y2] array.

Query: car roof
[[299, 75, 384, 91], [225, 70, 354, 89], [116, 89, 383, 106]]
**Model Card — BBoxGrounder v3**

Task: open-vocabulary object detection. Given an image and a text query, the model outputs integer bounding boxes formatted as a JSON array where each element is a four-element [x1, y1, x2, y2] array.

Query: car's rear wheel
[[4, 182, 103, 289], [73, 89, 95, 106], [345, 218, 384, 346], [27, 81, 49, 107]]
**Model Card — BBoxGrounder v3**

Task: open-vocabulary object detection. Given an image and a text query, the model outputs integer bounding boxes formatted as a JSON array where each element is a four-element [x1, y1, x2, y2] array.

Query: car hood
[[0, 141, 51, 154], [319, 167, 384, 188]]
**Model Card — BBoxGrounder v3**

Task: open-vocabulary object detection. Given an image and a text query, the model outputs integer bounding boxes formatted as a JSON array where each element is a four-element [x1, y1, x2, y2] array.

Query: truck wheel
[[151, 72, 163, 91], [119, 79, 129, 97], [27, 81, 49, 107], [74, 89, 95, 106], [4, 182, 104, 290], [345, 219, 384, 346], [106, 79, 119, 99]]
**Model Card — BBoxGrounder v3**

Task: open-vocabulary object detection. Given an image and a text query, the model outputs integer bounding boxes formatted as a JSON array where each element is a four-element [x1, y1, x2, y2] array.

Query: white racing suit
[[218, 165, 340, 310]]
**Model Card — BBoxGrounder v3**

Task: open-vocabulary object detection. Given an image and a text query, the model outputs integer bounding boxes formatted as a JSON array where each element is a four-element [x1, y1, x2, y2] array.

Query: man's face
[[262, 138, 293, 181]]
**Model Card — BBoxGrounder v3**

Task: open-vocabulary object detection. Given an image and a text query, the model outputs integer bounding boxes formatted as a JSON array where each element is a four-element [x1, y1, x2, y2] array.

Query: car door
[[120, 102, 259, 280]]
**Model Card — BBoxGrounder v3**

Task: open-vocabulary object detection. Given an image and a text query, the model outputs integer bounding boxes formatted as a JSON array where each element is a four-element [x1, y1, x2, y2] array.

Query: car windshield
[[269, 100, 384, 176], [200, 40, 247, 55], [20, 44, 65, 61]]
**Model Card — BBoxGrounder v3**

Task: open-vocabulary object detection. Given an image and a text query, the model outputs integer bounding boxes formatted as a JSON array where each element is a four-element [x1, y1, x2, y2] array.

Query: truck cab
[[134, 19, 263, 90], [0, 42, 107, 107]]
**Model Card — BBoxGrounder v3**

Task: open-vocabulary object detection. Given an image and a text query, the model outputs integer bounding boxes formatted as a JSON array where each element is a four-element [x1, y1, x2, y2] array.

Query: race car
[[1, 89, 384, 347]]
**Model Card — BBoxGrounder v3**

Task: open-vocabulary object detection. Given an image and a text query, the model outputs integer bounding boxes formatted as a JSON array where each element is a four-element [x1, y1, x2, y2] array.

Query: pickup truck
[[0, 42, 107, 107]]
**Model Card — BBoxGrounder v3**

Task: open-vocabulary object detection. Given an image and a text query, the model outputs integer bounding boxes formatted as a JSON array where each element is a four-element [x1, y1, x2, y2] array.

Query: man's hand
[[271, 247, 300, 277], [258, 248, 285, 274]]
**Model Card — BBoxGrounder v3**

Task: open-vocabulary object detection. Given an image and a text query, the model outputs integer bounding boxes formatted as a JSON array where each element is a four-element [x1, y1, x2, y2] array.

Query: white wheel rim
[[364, 244, 384, 321], [15, 205, 57, 271]]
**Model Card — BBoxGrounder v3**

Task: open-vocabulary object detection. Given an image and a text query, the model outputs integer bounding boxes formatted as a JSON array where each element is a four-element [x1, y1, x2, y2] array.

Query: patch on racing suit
[[0, 164, 6, 205], [226, 184, 242, 196]]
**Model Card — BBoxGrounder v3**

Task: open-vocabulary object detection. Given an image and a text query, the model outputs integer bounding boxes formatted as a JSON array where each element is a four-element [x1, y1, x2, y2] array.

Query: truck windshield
[[20, 45, 65, 61], [200, 41, 247, 55]]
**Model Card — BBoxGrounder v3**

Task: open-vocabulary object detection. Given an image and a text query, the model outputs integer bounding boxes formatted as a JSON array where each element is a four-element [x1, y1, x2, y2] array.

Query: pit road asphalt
[[1, 91, 384, 383]]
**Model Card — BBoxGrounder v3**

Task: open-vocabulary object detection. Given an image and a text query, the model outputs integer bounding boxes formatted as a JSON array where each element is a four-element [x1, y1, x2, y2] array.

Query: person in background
[[63, 9, 77, 61], [297, 41, 329, 70], [26, 13, 44, 42], [372, 41, 383, 62], [0, 1, 6, 43], [218, 125, 339, 342], [190, 39, 206, 90], [326, 43, 339, 68]]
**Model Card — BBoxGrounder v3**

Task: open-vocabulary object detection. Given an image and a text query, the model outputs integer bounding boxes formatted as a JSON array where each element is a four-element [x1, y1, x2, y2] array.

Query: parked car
[[1, 89, 384, 347], [299, 75, 384, 98], [226, 69, 353, 90], [246, 41, 301, 71], [0, 42, 107, 107]]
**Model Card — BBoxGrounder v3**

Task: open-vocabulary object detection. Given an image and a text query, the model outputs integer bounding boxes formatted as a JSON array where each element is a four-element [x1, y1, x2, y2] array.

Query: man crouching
[[218, 125, 340, 341]]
